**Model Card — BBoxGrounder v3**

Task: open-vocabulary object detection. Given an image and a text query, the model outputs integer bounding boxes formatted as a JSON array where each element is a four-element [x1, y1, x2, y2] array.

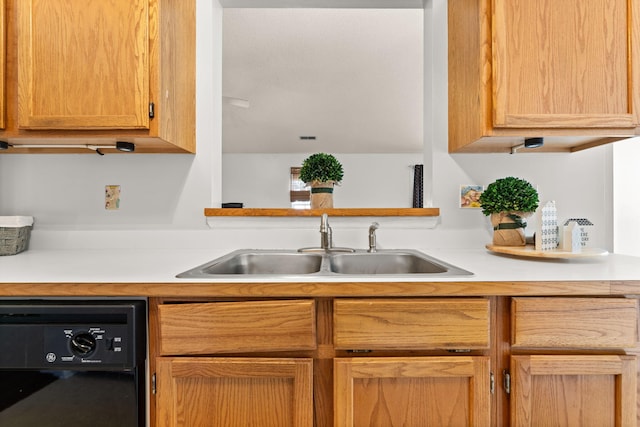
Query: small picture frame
[[460, 185, 483, 209], [105, 185, 121, 210]]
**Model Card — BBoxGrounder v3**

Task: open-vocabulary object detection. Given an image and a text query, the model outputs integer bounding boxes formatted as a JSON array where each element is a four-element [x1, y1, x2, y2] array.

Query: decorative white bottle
[[535, 201, 558, 251]]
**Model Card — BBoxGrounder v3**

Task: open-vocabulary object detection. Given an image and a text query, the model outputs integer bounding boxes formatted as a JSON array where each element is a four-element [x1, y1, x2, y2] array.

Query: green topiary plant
[[479, 176, 539, 216], [480, 176, 539, 246], [299, 153, 344, 184]]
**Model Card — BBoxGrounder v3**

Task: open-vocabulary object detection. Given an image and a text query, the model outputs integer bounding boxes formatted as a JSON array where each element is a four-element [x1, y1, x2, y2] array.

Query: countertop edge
[[0, 280, 635, 298]]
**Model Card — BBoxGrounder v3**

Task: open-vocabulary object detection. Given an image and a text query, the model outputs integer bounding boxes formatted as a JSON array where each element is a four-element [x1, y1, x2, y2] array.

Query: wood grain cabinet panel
[[334, 298, 490, 350], [156, 357, 313, 427], [493, 0, 634, 129], [511, 297, 638, 349], [334, 356, 491, 427], [158, 299, 316, 355], [17, 0, 149, 130], [511, 355, 637, 427]]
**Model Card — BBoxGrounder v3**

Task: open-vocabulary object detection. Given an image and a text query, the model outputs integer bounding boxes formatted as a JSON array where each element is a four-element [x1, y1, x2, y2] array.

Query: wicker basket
[[0, 216, 34, 256]]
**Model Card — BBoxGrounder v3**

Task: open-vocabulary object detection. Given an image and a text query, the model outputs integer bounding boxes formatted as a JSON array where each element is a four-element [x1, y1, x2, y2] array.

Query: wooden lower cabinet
[[151, 296, 639, 426], [510, 355, 637, 427], [508, 297, 639, 427], [155, 357, 313, 427], [334, 356, 491, 426]]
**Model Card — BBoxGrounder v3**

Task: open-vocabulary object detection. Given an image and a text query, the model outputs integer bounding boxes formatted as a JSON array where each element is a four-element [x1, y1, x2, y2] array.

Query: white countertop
[[1, 246, 639, 284]]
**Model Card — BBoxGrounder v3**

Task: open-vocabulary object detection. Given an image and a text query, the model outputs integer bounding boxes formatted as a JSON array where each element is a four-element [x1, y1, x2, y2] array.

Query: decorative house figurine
[[562, 221, 582, 253], [563, 218, 594, 247], [535, 201, 558, 251]]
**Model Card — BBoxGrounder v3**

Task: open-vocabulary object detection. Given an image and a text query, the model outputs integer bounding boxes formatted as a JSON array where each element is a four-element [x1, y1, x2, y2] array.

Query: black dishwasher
[[0, 300, 146, 427]]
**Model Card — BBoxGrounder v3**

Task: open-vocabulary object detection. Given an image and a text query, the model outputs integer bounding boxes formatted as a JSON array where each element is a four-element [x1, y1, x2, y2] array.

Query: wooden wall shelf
[[204, 208, 440, 217]]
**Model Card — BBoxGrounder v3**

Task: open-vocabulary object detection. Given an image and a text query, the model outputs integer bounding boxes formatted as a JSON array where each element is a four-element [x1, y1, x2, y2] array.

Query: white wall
[[0, 0, 618, 252], [613, 137, 640, 256], [0, 154, 200, 227]]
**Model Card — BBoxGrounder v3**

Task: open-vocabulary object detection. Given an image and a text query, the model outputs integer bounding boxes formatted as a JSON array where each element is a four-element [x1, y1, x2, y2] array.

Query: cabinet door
[[511, 355, 637, 427], [17, 0, 149, 129], [335, 356, 491, 427], [493, 0, 637, 129], [156, 357, 313, 427], [0, 0, 4, 130]]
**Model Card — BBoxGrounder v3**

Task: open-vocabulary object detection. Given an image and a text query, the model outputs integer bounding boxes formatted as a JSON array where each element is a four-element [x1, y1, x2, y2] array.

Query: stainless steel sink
[[176, 250, 323, 277], [177, 249, 472, 278], [329, 251, 451, 274]]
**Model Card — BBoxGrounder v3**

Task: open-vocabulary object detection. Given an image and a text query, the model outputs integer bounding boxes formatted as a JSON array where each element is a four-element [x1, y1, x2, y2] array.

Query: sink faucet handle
[[368, 222, 379, 252]]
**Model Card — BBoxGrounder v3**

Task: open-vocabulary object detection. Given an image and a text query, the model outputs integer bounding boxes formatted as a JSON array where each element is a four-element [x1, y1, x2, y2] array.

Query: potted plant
[[479, 176, 539, 246], [299, 153, 344, 209]]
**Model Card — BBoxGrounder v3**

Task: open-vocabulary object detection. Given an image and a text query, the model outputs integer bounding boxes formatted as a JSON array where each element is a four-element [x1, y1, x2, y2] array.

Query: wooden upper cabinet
[[17, 0, 149, 130], [448, 0, 640, 153], [0, 0, 195, 153], [0, 0, 5, 130]]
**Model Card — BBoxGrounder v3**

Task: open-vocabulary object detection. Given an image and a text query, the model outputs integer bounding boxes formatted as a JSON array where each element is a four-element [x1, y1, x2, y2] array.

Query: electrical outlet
[[105, 185, 121, 210]]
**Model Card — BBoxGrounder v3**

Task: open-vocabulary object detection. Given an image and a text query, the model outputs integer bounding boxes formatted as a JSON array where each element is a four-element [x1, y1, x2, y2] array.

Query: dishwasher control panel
[[0, 300, 145, 369], [43, 324, 131, 366]]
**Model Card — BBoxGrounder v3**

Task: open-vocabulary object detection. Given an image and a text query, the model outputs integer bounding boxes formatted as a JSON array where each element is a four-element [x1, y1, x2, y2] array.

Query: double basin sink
[[176, 249, 473, 278]]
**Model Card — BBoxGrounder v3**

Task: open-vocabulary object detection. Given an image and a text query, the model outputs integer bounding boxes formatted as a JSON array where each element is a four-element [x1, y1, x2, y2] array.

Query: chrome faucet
[[368, 222, 379, 252], [298, 214, 354, 253], [320, 213, 333, 249]]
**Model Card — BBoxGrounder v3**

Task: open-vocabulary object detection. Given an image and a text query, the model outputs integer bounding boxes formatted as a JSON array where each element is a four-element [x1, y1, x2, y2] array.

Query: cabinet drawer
[[512, 297, 639, 349], [158, 300, 316, 355], [334, 298, 490, 350]]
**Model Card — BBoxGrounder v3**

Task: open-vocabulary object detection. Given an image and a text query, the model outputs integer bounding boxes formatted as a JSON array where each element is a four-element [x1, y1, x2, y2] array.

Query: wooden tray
[[486, 244, 608, 259]]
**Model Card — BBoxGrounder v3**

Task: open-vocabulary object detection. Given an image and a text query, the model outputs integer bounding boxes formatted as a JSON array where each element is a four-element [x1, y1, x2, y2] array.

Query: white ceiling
[[222, 8, 424, 153]]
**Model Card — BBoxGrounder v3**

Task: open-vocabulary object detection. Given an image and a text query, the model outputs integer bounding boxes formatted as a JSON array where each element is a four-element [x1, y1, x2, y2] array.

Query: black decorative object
[[412, 164, 423, 208]]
